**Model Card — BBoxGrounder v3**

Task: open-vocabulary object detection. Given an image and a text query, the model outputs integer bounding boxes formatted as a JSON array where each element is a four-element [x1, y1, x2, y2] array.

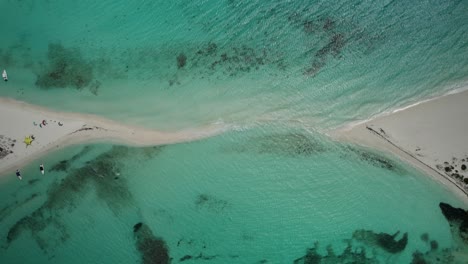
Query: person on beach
[[16, 169, 22, 180], [39, 164, 44, 174]]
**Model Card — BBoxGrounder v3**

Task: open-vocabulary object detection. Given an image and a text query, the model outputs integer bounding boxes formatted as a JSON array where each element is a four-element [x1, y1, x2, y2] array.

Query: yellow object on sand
[[23, 136, 33, 146]]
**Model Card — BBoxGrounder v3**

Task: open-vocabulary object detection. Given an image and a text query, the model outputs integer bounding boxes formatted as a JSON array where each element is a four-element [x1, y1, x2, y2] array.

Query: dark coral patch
[[353, 229, 408, 253], [50, 160, 70, 172], [179, 253, 218, 262], [229, 132, 326, 157], [294, 242, 377, 264], [133, 223, 170, 264], [346, 146, 400, 171], [134, 222, 143, 233], [35, 43, 95, 90], [439, 202, 468, 244], [195, 194, 229, 212], [177, 53, 187, 69], [5, 145, 163, 252]]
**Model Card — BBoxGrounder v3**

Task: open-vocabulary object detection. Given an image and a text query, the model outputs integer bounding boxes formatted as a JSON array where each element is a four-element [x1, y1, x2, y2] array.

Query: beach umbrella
[[23, 136, 33, 146]]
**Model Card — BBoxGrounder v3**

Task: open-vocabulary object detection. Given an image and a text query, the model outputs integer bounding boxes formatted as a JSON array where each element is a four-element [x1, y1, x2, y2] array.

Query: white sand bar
[[0, 97, 226, 177], [332, 90, 468, 201]]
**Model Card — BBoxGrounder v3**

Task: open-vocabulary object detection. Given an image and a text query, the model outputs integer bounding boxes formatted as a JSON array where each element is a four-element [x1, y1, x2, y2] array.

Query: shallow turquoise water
[[1, 0, 468, 263], [0, 129, 466, 263], [0, 0, 467, 129]]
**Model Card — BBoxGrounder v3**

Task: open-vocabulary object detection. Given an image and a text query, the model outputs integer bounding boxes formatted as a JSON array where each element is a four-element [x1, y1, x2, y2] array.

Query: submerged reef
[[256, 133, 327, 156], [439, 203, 468, 245], [179, 253, 218, 262], [35, 43, 97, 91], [293, 228, 466, 263], [195, 194, 229, 213], [294, 242, 378, 264], [227, 132, 327, 157], [177, 53, 187, 69], [5, 145, 164, 252], [353, 230, 408, 254], [344, 145, 402, 172], [0, 193, 40, 222], [411, 232, 459, 264], [133, 222, 170, 264], [408, 203, 468, 263], [50, 160, 70, 172], [164, 39, 288, 87]]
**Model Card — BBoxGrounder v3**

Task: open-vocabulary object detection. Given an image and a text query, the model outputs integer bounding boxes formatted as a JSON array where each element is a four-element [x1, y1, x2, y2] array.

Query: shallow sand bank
[[0, 97, 227, 177], [331, 90, 468, 201]]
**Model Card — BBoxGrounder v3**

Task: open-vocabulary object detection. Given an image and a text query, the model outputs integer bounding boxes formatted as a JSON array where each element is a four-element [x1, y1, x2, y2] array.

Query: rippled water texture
[[0, 0, 467, 129], [0, 129, 467, 263], [1, 1, 468, 263]]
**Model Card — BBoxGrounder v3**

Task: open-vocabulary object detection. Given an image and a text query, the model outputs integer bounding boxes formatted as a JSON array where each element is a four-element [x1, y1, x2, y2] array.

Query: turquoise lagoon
[[0, 0, 468, 263]]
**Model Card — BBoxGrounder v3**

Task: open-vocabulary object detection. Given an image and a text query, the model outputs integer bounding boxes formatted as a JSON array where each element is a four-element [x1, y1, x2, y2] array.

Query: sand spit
[[0, 97, 226, 177]]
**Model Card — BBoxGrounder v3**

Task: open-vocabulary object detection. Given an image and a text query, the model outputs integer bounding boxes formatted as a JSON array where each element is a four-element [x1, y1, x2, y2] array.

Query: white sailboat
[[2, 69, 7, 81]]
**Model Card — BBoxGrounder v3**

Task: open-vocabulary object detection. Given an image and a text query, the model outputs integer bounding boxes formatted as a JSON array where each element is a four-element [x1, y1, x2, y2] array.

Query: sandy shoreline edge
[[2, 89, 468, 204], [0, 97, 227, 177], [330, 90, 468, 203]]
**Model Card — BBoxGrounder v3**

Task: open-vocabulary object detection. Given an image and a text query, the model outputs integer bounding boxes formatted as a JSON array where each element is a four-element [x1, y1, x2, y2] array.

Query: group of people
[[15, 164, 44, 180]]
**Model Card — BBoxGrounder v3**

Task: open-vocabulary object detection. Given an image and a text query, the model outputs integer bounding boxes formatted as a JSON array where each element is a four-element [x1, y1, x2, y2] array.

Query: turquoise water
[[0, 0, 467, 129], [1, 0, 468, 263], [0, 130, 466, 263]]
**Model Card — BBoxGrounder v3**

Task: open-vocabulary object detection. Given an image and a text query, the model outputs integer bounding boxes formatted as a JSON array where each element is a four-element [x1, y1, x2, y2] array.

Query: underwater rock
[[439, 202, 468, 244], [411, 251, 428, 264], [410, 248, 457, 264], [50, 160, 70, 172], [430, 240, 438, 250], [264, 133, 326, 156], [322, 18, 335, 31], [35, 43, 94, 90], [4, 146, 152, 251], [316, 33, 346, 59], [133, 222, 170, 264], [177, 53, 187, 69], [28, 179, 40, 185], [420, 233, 429, 242], [233, 133, 327, 157], [188, 41, 280, 79], [346, 146, 399, 171], [303, 20, 315, 34], [195, 194, 229, 212], [134, 222, 143, 233], [179, 253, 218, 262], [294, 242, 378, 264], [353, 229, 408, 253]]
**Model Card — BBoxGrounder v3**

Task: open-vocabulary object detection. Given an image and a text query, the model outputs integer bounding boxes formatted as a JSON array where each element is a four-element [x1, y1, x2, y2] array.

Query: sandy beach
[[331, 90, 468, 201], [0, 97, 227, 177]]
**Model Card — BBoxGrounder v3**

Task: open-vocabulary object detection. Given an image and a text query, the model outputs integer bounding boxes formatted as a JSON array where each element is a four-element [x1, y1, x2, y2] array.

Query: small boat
[[2, 69, 7, 81], [40, 164, 44, 175]]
